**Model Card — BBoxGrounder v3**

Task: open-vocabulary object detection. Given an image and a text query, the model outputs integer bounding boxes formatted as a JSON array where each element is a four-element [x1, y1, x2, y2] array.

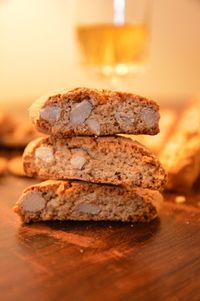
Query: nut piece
[[70, 100, 93, 126], [75, 203, 101, 215], [35, 147, 54, 163], [86, 119, 100, 135], [141, 107, 159, 128], [70, 155, 86, 170], [20, 191, 46, 212], [40, 106, 61, 122]]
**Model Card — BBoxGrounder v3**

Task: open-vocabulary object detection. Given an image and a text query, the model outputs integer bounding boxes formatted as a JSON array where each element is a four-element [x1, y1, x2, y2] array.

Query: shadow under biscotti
[[16, 218, 161, 254]]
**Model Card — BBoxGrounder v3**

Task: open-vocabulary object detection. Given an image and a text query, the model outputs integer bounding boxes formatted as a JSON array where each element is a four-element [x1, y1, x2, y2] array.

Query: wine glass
[[75, 0, 151, 86]]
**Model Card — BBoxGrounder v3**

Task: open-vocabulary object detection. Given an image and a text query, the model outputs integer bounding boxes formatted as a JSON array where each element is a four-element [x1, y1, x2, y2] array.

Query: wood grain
[[0, 176, 200, 301]]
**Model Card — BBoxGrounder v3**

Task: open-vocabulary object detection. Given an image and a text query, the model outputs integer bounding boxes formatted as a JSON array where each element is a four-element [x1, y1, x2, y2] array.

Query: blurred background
[[0, 0, 199, 193], [0, 0, 200, 108]]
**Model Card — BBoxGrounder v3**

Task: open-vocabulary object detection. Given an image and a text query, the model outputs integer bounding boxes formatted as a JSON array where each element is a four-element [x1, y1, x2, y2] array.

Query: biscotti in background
[[0, 121, 42, 149], [0, 157, 7, 176], [0, 111, 16, 137], [160, 96, 200, 193], [7, 156, 26, 177], [0, 114, 43, 178]]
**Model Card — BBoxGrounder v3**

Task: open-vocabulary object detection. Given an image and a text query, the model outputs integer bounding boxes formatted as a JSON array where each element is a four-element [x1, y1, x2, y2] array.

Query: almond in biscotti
[[86, 119, 100, 135], [40, 106, 61, 123], [69, 99, 93, 126], [35, 146, 54, 163], [20, 191, 46, 212]]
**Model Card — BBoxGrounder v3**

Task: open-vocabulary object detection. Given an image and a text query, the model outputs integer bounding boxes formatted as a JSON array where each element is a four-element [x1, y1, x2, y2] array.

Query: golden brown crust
[[32, 87, 159, 108]]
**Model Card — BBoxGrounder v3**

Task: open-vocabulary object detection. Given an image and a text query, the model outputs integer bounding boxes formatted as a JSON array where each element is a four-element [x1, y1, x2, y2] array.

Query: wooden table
[[0, 176, 200, 301]]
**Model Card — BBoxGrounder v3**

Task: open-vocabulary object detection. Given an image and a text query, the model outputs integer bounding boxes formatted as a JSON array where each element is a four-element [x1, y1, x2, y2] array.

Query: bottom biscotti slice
[[23, 136, 167, 190], [14, 180, 163, 223]]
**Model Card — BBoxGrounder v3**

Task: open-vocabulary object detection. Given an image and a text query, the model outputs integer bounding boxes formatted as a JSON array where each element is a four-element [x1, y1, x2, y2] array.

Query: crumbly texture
[[160, 97, 200, 192], [23, 136, 167, 190], [0, 157, 7, 175], [29, 87, 160, 137], [7, 156, 26, 177], [14, 180, 163, 223]]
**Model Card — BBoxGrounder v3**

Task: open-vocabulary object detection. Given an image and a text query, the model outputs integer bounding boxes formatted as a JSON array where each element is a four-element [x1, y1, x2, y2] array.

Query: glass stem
[[113, 0, 126, 25]]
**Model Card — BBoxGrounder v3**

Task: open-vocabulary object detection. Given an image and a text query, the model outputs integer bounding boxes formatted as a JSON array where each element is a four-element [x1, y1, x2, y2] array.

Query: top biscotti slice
[[29, 87, 160, 137], [23, 136, 167, 190]]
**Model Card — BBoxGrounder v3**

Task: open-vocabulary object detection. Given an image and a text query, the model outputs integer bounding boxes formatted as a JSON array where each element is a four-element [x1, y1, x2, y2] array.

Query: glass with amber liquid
[[75, 0, 150, 80]]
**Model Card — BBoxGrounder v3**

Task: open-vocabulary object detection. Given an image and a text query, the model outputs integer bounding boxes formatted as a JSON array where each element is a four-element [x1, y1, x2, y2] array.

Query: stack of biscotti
[[14, 88, 167, 223]]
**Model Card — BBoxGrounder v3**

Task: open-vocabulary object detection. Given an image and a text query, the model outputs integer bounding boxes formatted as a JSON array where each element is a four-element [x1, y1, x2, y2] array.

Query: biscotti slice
[[160, 97, 200, 192], [14, 180, 163, 223], [23, 136, 167, 190], [29, 87, 160, 137]]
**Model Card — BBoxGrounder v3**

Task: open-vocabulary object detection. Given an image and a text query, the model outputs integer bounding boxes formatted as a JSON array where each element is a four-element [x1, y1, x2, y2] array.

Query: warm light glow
[[0, 0, 200, 103]]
